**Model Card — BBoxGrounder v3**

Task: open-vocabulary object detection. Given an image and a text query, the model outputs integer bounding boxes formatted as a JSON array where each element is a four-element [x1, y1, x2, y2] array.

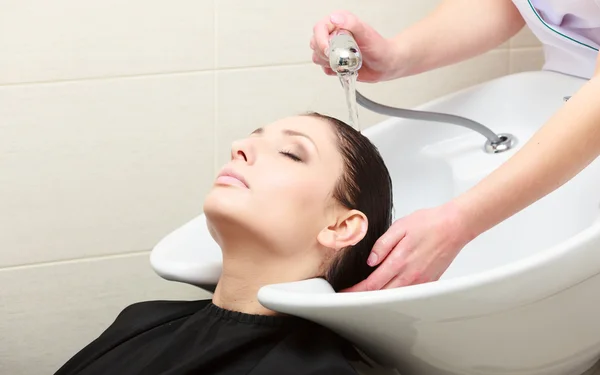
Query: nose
[[230, 139, 254, 163]]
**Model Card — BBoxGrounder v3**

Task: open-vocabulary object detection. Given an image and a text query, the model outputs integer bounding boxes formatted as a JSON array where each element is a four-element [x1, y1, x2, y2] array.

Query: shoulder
[[110, 299, 211, 331], [248, 323, 360, 375], [117, 299, 210, 317], [54, 299, 212, 374]]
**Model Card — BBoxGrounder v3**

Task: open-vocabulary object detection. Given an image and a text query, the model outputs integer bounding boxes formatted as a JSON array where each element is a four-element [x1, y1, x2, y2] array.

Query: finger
[[368, 224, 407, 266], [313, 18, 336, 57], [309, 35, 326, 62], [343, 272, 381, 293], [312, 43, 328, 64], [382, 271, 420, 289], [312, 52, 325, 66], [314, 58, 332, 73], [322, 66, 336, 76], [346, 250, 408, 292], [329, 11, 367, 41], [341, 279, 369, 293]]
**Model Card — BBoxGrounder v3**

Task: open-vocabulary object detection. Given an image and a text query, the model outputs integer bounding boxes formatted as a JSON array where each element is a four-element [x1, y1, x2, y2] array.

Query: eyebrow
[[250, 127, 317, 148]]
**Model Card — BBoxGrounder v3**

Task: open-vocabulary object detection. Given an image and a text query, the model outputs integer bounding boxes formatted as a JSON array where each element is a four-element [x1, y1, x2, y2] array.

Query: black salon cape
[[54, 299, 360, 375]]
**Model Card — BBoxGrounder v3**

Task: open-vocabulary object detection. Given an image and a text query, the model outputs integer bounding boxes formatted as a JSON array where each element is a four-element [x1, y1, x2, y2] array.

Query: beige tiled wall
[[0, 1, 543, 374]]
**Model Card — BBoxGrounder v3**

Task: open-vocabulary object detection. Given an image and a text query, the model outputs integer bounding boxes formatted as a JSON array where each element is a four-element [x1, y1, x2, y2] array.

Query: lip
[[215, 167, 249, 189]]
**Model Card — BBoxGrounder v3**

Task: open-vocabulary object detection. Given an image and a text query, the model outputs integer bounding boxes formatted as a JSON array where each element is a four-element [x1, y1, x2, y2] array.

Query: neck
[[212, 262, 274, 316], [211, 238, 321, 316]]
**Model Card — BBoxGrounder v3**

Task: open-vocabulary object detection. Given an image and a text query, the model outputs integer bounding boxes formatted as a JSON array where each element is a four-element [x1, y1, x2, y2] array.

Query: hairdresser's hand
[[345, 202, 475, 291], [310, 11, 403, 83]]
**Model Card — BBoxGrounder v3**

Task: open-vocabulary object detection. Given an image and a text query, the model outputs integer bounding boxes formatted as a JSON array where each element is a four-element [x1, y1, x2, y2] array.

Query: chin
[[203, 188, 240, 222], [203, 187, 250, 240], [203, 189, 282, 250]]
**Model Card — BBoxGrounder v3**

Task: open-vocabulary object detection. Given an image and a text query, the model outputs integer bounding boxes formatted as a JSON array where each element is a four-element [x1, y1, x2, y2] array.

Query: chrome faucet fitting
[[328, 30, 362, 75], [327, 30, 516, 154]]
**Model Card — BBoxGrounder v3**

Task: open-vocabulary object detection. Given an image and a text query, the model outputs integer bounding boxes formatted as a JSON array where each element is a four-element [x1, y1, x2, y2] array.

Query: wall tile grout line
[[0, 48, 542, 90], [0, 62, 314, 89], [213, 0, 219, 175], [0, 249, 152, 272]]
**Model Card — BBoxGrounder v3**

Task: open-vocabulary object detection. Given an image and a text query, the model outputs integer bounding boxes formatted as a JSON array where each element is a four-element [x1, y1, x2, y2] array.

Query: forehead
[[262, 115, 332, 132], [259, 115, 339, 148]]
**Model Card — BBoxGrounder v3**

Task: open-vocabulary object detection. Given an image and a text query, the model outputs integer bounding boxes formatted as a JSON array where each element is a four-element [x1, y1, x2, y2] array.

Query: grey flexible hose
[[356, 90, 501, 144]]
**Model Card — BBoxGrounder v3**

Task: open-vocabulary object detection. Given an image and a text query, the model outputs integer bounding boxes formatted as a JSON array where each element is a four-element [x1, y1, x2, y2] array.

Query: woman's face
[[203, 115, 346, 253]]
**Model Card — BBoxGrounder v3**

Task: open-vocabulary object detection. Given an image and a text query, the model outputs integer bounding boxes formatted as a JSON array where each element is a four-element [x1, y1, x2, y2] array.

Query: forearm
[[389, 0, 525, 78], [452, 66, 600, 240]]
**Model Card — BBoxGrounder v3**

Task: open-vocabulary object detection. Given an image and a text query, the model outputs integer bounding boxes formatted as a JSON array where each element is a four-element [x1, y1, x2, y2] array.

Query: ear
[[317, 209, 368, 251]]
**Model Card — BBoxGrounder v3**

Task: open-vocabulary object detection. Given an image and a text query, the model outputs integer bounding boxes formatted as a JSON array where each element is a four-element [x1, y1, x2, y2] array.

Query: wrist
[[440, 199, 480, 247], [381, 36, 414, 80]]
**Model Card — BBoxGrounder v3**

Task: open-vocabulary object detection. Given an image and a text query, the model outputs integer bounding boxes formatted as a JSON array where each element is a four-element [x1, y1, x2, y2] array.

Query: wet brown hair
[[304, 113, 393, 291]]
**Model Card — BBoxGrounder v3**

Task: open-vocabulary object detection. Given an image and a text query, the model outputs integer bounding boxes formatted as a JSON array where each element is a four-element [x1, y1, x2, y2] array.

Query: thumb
[[329, 11, 369, 42]]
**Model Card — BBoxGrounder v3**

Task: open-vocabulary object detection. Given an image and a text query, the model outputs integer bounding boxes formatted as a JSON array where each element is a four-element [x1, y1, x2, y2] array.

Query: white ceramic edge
[[258, 212, 600, 310]]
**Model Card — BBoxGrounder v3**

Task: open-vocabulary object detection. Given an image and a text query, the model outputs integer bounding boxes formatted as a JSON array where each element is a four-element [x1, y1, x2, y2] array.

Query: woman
[[53, 113, 393, 375], [310, 0, 600, 291]]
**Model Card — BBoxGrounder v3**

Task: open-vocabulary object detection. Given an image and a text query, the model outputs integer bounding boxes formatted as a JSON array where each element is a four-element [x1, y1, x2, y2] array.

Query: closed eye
[[279, 150, 302, 162]]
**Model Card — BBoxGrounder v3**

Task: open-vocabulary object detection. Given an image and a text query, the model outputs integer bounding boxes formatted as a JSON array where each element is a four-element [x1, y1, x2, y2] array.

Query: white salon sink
[[364, 70, 597, 281], [153, 71, 600, 375]]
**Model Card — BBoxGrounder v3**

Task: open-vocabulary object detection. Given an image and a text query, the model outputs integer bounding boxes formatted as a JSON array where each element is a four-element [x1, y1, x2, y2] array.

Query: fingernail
[[330, 14, 344, 25], [367, 253, 378, 266], [324, 47, 329, 57]]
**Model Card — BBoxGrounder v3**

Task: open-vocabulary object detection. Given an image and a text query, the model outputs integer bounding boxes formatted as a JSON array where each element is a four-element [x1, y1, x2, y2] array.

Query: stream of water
[[338, 72, 360, 131]]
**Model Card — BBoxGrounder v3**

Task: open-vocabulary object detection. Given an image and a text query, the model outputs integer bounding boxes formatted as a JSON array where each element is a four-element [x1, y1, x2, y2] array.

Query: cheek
[[258, 173, 332, 214]]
